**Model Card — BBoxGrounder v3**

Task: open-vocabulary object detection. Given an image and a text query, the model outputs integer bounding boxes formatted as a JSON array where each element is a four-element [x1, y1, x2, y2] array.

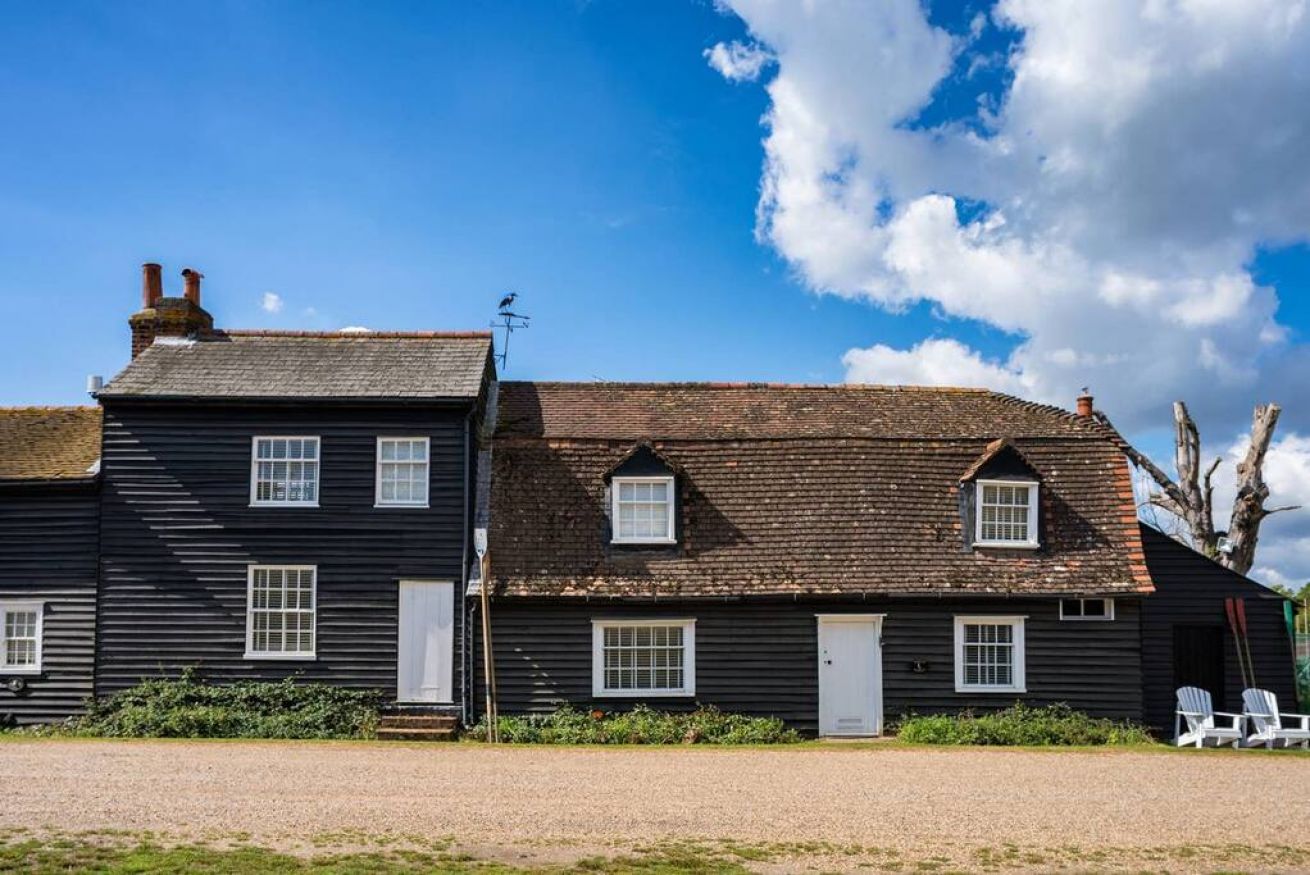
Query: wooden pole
[[479, 552, 499, 743]]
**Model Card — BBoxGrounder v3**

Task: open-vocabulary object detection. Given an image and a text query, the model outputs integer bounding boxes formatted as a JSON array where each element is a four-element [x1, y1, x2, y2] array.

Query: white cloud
[[710, 0, 1306, 430], [711, 0, 1310, 586], [842, 337, 1031, 394], [338, 326, 371, 334], [261, 292, 283, 314], [704, 40, 773, 82]]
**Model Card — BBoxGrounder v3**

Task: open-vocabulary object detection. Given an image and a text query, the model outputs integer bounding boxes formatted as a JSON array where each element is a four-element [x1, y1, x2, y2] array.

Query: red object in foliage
[[590, 709, 606, 721]]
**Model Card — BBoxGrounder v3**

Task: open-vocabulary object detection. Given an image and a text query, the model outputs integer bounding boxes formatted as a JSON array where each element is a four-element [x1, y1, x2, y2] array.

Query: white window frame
[[974, 479, 1040, 549], [592, 618, 696, 697], [249, 436, 321, 508], [0, 601, 43, 675], [1059, 597, 1115, 621], [244, 565, 318, 660], [954, 615, 1026, 693], [610, 475, 676, 545], [375, 436, 431, 508]]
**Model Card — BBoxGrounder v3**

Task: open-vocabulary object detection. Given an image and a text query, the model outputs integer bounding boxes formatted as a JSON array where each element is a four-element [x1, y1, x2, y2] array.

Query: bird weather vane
[[491, 292, 530, 371]]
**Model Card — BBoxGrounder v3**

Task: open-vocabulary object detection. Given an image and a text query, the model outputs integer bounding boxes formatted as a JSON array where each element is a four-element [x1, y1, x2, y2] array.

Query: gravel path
[[1, 740, 1307, 853]]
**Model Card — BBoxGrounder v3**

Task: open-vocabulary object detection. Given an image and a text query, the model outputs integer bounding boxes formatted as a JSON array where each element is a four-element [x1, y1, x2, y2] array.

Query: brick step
[[375, 727, 458, 742], [378, 715, 460, 730]]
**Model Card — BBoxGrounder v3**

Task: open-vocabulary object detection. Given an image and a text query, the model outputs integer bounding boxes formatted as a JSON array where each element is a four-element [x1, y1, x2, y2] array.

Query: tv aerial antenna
[[491, 292, 530, 371]]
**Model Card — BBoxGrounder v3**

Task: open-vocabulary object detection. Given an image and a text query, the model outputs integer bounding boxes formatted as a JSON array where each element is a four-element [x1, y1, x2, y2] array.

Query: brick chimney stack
[[129, 263, 215, 358], [1076, 389, 1094, 418]]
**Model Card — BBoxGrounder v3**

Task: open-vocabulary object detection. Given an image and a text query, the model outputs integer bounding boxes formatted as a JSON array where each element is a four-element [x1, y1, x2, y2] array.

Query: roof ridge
[[0, 406, 100, 414], [213, 330, 492, 339], [502, 380, 991, 392]]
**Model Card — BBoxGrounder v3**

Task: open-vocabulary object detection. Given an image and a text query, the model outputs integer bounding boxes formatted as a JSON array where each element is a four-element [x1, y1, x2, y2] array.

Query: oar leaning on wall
[[1224, 597, 1257, 691]]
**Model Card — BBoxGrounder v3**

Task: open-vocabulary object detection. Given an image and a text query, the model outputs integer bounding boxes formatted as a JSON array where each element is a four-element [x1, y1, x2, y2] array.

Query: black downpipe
[[459, 406, 473, 727]]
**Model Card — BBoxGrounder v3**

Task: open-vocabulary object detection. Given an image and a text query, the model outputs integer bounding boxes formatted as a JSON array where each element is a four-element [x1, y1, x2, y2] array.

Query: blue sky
[[2, 1, 1309, 583], [1, 0, 941, 397]]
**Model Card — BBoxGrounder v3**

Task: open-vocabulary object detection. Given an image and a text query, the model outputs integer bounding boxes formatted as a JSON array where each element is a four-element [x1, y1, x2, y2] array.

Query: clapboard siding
[[96, 402, 473, 701], [477, 596, 1143, 733], [0, 481, 99, 723], [1140, 527, 1295, 731]]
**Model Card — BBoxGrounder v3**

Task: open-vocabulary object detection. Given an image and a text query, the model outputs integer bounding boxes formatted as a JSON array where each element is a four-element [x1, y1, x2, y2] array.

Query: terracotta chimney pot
[[181, 268, 203, 305], [142, 263, 163, 307], [1076, 391, 1094, 418]]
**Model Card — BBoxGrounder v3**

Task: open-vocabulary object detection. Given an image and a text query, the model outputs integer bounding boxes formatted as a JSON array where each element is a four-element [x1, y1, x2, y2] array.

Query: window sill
[[0, 667, 42, 676], [956, 685, 1026, 694], [594, 689, 695, 698], [374, 503, 430, 510], [243, 652, 317, 661], [610, 538, 678, 546], [1059, 616, 1115, 622], [249, 503, 320, 509], [974, 541, 1040, 550]]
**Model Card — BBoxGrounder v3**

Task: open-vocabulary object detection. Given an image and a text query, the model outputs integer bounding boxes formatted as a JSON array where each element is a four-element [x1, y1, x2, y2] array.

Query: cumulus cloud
[[261, 292, 283, 314], [710, 0, 1308, 431], [710, 0, 1310, 584], [704, 40, 773, 82], [842, 338, 1031, 395]]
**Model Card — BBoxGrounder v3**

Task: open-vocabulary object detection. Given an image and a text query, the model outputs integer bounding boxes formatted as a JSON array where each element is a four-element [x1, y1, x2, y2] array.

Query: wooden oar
[[1225, 597, 1252, 691], [1235, 597, 1257, 688]]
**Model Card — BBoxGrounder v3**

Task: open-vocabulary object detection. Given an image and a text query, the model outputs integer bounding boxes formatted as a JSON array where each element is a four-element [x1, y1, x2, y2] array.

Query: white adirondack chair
[[1175, 686, 1244, 748], [1242, 688, 1310, 749]]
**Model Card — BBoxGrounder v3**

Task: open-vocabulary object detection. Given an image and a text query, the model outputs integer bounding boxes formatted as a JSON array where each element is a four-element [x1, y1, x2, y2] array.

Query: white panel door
[[817, 615, 883, 736], [397, 580, 454, 703]]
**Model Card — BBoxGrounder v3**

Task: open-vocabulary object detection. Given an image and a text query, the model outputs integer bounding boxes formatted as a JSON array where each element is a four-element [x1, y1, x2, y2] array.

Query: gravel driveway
[[2, 740, 1307, 864]]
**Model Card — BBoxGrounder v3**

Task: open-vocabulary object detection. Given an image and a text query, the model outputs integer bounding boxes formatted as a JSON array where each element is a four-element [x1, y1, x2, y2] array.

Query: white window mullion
[[954, 615, 1026, 693], [610, 475, 676, 544], [592, 619, 695, 697], [974, 479, 1039, 548], [376, 437, 430, 508], [0, 602, 43, 675], [251, 436, 320, 507], [245, 565, 317, 660]]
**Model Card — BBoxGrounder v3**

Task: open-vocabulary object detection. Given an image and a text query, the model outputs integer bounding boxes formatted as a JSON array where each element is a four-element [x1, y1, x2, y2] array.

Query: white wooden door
[[397, 580, 454, 703], [817, 615, 883, 736]]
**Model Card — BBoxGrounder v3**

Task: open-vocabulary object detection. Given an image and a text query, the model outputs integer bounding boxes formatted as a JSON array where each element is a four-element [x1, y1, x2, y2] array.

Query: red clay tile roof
[[0, 407, 102, 481], [489, 382, 1152, 599]]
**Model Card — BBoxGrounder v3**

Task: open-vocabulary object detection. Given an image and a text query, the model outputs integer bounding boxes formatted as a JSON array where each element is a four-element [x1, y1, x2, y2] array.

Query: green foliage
[[895, 703, 1155, 746], [466, 704, 801, 745], [71, 669, 381, 739]]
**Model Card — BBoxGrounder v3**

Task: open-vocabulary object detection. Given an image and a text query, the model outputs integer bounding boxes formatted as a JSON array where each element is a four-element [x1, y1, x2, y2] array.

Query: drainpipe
[[460, 405, 473, 727]]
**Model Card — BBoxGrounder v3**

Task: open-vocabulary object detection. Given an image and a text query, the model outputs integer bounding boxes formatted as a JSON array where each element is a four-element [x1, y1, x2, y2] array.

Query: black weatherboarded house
[[91, 267, 493, 719], [0, 408, 102, 723], [480, 382, 1296, 735]]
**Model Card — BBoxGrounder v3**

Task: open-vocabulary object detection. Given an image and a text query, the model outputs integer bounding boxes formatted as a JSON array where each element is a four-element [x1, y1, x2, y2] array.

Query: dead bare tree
[[1095, 401, 1300, 575]]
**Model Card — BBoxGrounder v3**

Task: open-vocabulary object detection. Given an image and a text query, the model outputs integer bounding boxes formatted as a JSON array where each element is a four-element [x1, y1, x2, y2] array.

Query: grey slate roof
[[100, 331, 493, 400]]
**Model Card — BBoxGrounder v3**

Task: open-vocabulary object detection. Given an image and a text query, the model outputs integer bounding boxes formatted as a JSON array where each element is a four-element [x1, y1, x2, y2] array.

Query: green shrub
[[466, 704, 800, 745], [896, 703, 1155, 746], [72, 669, 382, 739]]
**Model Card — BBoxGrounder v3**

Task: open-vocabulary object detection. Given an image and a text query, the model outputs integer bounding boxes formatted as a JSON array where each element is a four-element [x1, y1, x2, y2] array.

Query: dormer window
[[975, 479, 1039, 548], [611, 475, 675, 544]]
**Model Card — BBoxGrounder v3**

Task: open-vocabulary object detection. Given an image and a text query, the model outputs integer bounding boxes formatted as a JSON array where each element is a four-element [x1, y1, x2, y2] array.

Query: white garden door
[[817, 615, 883, 736], [397, 580, 454, 703]]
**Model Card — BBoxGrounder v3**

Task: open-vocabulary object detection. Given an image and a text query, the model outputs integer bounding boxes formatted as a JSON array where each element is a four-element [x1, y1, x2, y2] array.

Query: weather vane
[[491, 292, 530, 371]]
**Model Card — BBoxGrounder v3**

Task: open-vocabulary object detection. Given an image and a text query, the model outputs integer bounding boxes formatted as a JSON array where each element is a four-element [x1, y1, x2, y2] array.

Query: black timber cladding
[[0, 480, 99, 724], [96, 401, 475, 699], [477, 596, 1144, 733], [1139, 525, 1295, 731]]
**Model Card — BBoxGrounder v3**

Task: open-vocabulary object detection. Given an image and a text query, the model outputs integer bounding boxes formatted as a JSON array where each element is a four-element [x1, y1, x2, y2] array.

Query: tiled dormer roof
[[100, 331, 494, 401], [0, 407, 102, 481], [489, 381, 1151, 599]]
